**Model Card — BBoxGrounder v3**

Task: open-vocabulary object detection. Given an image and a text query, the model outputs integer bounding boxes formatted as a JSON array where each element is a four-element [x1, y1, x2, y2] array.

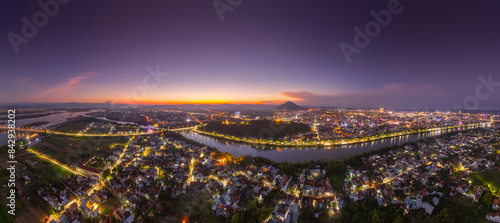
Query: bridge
[[0, 125, 197, 137], [0, 127, 46, 133], [492, 115, 500, 122], [166, 126, 198, 131]]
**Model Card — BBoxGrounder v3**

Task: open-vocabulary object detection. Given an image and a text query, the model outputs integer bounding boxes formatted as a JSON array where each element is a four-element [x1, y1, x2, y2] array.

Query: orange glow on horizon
[[28, 89, 300, 105], [78, 99, 293, 105], [136, 99, 286, 105], [31, 97, 301, 105]]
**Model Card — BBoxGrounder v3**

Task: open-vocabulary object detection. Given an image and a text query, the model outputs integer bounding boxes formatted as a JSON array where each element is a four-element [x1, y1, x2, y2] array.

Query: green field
[[41, 164, 73, 181], [0, 203, 15, 223], [328, 172, 345, 192], [32, 135, 130, 164], [52, 116, 103, 133], [474, 169, 500, 195]]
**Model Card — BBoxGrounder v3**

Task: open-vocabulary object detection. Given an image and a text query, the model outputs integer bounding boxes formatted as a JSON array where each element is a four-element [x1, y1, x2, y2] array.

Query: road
[[45, 135, 135, 222], [0, 125, 196, 137], [26, 149, 85, 176]]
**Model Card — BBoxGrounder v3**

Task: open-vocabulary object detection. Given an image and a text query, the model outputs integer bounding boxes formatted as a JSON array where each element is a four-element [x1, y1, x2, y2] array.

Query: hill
[[275, 101, 306, 111], [200, 120, 311, 139]]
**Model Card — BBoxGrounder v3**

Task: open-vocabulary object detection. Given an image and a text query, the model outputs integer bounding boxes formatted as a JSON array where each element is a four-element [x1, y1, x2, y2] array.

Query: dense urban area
[[1, 107, 499, 223]]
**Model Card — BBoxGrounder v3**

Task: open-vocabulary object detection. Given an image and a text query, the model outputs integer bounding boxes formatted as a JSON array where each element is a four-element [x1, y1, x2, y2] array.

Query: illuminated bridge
[[492, 115, 500, 122], [0, 125, 198, 137]]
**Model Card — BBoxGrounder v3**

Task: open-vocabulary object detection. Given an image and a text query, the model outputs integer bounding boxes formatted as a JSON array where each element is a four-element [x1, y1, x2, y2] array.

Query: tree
[[480, 191, 494, 207], [241, 198, 273, 223], [371, 209, 381, 223], [393, 217, 404, 223], [432, 208, 455, 223], [102, 169, 111, 179], [231, 213, 240, 223], [394, 189, 405, 200]]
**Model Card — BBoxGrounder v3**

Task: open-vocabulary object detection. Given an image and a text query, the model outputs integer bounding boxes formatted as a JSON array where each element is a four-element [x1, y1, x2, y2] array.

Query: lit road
[[191, 122, 492, 147], [24, 136, 138, 182], [0, 126, 196, 136], [187, 112, 203, 125], [46, 135, 135, 222], [26, 149, 85, 176], [111, 136, 135, 171]]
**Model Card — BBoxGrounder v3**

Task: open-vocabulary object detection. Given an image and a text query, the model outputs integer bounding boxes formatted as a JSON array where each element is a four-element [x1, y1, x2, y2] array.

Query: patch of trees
[[232, 198, 274, 223], [102, 169, 111, 179], [189, 196, 229, 223], [201, 120, 311, 139], [335, 198, 405, 223]]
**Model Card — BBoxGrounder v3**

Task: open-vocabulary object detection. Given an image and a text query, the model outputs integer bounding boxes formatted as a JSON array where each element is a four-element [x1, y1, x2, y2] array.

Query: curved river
[[181, 123, 498, 162]]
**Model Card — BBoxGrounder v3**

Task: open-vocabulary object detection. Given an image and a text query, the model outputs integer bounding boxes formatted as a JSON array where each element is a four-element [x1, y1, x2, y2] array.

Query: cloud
[[16, 77, 31, 84], [36, 72, 99, 100], [280, 83, 450, 108], [104, 100, 117, 104]]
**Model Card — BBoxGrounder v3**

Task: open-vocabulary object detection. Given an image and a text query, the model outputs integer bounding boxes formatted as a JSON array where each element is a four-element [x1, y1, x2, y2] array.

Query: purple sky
[[1, 0, 500, 108]]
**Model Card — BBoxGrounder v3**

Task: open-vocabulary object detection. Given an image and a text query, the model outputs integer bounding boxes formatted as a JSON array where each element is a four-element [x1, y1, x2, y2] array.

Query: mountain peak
[[275, 101, 306, 110]]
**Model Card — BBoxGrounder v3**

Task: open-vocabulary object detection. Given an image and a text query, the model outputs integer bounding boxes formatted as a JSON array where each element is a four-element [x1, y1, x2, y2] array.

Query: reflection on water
[[0, 110, 93, 146], [181, 123, 498, 162]]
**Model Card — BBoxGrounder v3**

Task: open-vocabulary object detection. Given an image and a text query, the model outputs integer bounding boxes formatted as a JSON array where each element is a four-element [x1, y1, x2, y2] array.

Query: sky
[[1, 0, 500, 108]]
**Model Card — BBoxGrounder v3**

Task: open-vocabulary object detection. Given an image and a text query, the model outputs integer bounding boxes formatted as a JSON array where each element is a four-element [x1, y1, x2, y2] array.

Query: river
[[181, 123, 499, 162], [1, 112, 497, 163], [0, 110, 94, 146]]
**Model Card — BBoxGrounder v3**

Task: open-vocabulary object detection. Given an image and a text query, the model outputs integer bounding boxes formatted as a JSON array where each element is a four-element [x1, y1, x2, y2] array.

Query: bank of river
[[193, 123, 491, 147], [181, 123, 498, 162], [0, 110, 94, 146]]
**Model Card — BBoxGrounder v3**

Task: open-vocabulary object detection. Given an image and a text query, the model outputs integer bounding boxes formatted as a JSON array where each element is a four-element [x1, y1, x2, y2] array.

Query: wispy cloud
[[16, 77, 31, 84], [281, 83, 450, 108], [104, 100, 118, 104], [35, 72, 99, 100]]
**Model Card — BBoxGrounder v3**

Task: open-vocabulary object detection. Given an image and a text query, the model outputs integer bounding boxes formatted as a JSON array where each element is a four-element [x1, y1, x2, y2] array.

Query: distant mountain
[[275, 101, 306, 111], [0, 102, 278, 110]]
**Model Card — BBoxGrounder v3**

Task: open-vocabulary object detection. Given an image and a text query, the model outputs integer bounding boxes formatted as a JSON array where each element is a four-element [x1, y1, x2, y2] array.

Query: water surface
[[181, 123, 498, 162]]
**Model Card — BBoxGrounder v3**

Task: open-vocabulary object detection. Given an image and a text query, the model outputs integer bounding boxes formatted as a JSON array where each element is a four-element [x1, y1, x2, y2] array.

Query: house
[[100, 215, 114, 223], [486, 212, 500, 223], [438, 180, 445, 188], [122, 210, 134, 223], [113, 210, 125, 222], [421, 202, 434, 215]]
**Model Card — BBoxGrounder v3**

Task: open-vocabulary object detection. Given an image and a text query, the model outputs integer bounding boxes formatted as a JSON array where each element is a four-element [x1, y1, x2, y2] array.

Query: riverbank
[[0, 112, 62, 120], [181, 124, 497, 162], [192, 122, 491, 148]]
